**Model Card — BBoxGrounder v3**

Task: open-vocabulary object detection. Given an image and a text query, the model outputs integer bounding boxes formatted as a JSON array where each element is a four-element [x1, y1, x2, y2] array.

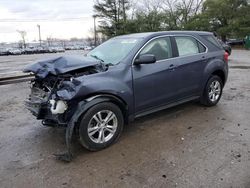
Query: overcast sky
[[0, 0, 95, 43]]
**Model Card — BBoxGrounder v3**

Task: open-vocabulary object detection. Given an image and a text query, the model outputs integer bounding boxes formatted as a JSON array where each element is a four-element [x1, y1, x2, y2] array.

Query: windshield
[[87, 38, 142, 65]]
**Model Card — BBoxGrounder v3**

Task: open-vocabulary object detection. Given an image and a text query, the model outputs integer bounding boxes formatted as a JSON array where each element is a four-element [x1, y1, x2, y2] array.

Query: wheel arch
[[203, 57, 228, 89], [201, 67, 226, 98], [75, 93, 129, 124], [63, 93, 128, 160], [211, 69, 225, 86]]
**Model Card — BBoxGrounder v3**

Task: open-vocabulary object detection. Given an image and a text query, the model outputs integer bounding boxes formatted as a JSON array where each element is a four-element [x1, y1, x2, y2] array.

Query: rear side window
[[140, 37, 173, 61], [203, 35, 222, 48], [175, 36, 206, 56]]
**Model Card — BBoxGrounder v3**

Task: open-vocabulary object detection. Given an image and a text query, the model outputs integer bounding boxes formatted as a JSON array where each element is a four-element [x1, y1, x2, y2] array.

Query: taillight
[[224, 52, 229, 63]]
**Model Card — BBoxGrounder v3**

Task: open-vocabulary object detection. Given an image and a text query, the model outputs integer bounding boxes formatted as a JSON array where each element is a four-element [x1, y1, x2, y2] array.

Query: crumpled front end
[[25, 75, 73, 126], [25, 83, 50, 118], [24, 55, 107, 127]]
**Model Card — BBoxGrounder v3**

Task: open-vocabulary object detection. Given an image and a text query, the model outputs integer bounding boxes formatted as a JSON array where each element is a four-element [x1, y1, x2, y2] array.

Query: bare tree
[[161, 0, 204, 28], [47, 36, 53, 47], [132, 0, 162, 13], [17, 30, 27, 48]]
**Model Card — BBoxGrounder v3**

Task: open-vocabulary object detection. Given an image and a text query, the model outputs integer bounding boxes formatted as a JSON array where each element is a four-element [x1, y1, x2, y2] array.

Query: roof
[[116, 31, 213, 39]]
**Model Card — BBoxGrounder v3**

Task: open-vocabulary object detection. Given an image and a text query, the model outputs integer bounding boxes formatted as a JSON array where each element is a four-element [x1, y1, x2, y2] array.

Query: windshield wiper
[[89, 54, 115, 67], [90, 54, 104, 62], [103, 62, 113, 66]]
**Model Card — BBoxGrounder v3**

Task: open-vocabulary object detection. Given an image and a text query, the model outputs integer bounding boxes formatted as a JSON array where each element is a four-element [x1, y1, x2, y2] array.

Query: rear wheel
[[78, 102, 124, 151], [200, 75, 223, 106]]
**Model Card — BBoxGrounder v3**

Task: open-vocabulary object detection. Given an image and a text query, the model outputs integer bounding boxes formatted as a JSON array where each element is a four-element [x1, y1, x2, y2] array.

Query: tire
[[200, 75, 223, 106], [78, 102, 124, 151]]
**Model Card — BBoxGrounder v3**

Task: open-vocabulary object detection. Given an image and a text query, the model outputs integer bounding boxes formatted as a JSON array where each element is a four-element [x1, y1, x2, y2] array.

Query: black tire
[[78, 102, 124, 151], [200, 75, 223, 106]]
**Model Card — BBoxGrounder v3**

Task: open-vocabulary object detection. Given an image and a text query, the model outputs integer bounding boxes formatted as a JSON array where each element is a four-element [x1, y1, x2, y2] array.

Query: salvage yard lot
[[0, 50, 87, 77], [0, 50, 250, 188]]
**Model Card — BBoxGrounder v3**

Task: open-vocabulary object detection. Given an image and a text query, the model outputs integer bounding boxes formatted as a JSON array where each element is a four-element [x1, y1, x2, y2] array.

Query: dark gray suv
[[24, 31, 228, 160]]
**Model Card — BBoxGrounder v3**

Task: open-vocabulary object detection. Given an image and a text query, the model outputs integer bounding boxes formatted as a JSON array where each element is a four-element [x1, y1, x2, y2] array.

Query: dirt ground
[[0, 50, 250, 188]]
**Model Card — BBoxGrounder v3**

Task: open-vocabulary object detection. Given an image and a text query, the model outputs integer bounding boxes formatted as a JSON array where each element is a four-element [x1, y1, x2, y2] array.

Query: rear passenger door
[[173, 35, 208, 98]]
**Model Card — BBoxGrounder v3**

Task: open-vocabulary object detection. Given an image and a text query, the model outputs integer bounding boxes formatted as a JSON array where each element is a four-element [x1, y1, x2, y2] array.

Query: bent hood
[[23, 55, 100, 78]]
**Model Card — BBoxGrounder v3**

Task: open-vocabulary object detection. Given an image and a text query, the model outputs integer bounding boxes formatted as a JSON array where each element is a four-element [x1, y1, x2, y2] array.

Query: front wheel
[[78, 102, 124, 151], [200, 75, 223, 106]]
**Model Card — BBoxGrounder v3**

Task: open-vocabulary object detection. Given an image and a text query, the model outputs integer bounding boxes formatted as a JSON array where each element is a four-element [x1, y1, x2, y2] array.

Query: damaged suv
[[24, 31, 228, 160]]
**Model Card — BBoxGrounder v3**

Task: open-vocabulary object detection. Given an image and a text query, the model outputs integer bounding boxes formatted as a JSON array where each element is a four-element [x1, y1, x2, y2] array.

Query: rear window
[[203, 35, 223, 48]]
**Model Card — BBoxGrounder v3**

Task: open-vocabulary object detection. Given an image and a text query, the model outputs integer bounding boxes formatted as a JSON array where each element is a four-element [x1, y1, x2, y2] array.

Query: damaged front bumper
[[25, 85, 69, 127], [25, 83, 78, 161]]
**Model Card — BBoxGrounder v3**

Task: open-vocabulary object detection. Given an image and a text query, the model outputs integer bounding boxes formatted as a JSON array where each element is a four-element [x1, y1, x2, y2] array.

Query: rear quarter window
[[175, 36, 206, 56], [202, 35, 223, 49]]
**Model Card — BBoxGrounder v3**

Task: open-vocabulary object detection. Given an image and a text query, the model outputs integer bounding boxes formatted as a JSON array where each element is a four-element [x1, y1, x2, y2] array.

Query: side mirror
[[134, 54, 156, 65]]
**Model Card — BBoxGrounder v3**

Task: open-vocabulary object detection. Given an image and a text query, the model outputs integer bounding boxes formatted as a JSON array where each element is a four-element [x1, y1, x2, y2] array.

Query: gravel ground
[[0, 49, 249, 188]]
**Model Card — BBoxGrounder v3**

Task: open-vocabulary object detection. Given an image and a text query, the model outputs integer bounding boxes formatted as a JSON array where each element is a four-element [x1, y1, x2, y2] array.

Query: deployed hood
[[23, 55, 101, 78]]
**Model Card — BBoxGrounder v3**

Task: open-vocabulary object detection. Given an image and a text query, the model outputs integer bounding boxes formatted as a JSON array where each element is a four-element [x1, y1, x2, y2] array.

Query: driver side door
[[132, 36, 180, 115]]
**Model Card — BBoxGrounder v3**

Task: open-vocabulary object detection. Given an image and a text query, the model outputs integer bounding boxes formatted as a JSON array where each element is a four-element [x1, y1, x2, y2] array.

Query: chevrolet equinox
[[24, 31, 229, 160]]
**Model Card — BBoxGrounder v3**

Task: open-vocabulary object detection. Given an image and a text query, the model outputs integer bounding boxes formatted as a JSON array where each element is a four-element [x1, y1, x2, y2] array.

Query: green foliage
[[128, 11, 166, 33], [93, 0, 250, 40], [188, 0, 250, 40], [94, 0, 130, 37]]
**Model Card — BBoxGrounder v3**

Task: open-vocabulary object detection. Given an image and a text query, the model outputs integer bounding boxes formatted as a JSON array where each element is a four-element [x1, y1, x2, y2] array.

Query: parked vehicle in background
[[84, 46, 93, 50], [7, 48, 22, 55], [35, 47, 47, 54], [24, 31, 229, 160], [0, 48, 22, 55], [227, 38, 244, 47], [65, 46, 78, 50], [0, 46, 68, 56], [48, 47, 57, 53], [23, 47, 35, 54], [0, 48, 10, 56], [55, 47, 65, 53]]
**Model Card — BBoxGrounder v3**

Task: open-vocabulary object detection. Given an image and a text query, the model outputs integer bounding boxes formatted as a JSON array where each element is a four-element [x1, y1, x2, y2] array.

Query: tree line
[[93, 0, 250, 41]]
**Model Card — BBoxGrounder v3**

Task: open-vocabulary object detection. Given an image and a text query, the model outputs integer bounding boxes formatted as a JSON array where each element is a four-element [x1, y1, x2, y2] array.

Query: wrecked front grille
[[25, 85, 50, 117]]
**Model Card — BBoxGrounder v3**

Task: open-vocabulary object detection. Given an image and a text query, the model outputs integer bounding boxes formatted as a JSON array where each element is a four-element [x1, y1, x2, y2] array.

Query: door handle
[[168, 64, 178, 70]]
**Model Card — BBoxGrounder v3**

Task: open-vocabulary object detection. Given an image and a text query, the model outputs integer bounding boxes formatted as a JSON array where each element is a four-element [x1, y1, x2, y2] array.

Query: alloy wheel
[[208, 80, 221, 102], [87, 110, 118, 144]]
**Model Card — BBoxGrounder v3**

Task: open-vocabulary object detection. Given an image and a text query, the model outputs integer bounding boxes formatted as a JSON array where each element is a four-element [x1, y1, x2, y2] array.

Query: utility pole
[[37, 24, 42, 46], [93, 15, 97, 47], [122, 0, 126, 33]]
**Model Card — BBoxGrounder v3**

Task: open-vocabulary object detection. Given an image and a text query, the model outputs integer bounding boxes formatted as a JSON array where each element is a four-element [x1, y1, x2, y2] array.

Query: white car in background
[[8, 48, 22, 55]]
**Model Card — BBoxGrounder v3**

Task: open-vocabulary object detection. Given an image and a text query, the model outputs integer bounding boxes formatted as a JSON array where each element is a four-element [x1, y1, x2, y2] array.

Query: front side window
[[175, 36, 203, 56], [139, 37, 173, 61]]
